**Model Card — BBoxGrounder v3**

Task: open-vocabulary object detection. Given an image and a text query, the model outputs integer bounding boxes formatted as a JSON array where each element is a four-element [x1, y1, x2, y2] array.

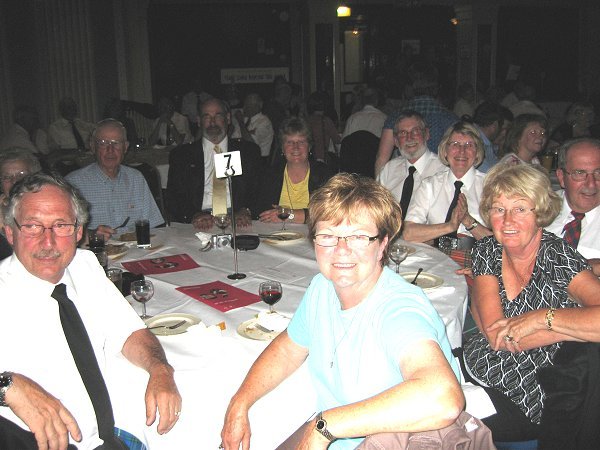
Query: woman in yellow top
[[257, 117, 333, 224]]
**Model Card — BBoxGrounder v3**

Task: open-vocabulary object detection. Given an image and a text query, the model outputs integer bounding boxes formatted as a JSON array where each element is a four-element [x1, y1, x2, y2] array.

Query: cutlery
[[411, 268, 424, 285], [258, 234, 286, 240], [148, 319, 187, 330], [254, 323, 275, 333], [114, 216, 130, 230]]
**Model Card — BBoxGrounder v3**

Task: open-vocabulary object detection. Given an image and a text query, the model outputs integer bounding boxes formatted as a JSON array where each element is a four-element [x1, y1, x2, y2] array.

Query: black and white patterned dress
[[464, 230, 590, 424]]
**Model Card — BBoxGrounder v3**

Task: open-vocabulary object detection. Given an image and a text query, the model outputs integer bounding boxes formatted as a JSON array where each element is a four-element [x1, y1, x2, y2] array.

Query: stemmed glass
[[214, 214, 230, 233], [389, 242, 410, 274], [131, 280, 154, 319], [259, 280, 282, 314], [277, 206, 291, 231]]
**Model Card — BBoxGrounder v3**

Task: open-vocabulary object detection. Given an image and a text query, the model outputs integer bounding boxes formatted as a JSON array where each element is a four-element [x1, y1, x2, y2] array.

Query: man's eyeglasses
[[0, 171, 28, 183], [563, 169, 600, 182], [314, 234, 379, 249], [95, 139, 124, 149], [14, 219, 79, 237], [396, 127, 424, 139], [448, 141, 476, 151], [488, 207, 535, 218]]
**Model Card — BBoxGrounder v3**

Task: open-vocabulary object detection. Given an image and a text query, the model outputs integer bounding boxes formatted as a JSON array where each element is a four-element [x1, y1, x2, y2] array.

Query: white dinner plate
[[237, 317, 281, 341], [262, 231, 305, 246], [145, 313, 201, 336], [400, 271, 444, 290]]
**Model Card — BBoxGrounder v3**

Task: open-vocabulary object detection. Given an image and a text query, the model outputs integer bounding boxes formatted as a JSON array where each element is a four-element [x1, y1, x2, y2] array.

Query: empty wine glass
[[277, 206, 291, 230], [259, 280, 282, 313], [389, 242, 410, 274], [131, 280, 154, 319], [214, 214, 230, 232]]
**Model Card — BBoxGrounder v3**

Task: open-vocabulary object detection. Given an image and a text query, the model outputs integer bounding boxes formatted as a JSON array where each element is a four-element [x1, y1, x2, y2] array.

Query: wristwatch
[[315, 411, 337, 442], [465, 221, 479, 231], [288, 210, 295, 221], [0, 372, 13, 407]]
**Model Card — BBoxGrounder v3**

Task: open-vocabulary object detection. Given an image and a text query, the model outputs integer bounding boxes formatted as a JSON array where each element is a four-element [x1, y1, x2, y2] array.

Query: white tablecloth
[[105, 222, 470, 449]]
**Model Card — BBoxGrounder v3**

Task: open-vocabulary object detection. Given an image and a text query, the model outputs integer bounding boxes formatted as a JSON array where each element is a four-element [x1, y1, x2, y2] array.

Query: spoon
[[148, 319, 187, 330], [114, 216, 130, 230], [411, 268, 424, 285]]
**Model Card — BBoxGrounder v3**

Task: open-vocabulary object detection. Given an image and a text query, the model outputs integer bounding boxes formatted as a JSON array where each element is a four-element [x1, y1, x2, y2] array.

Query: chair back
[[339, 130, 379, 178], [127, 162, 167, 220]]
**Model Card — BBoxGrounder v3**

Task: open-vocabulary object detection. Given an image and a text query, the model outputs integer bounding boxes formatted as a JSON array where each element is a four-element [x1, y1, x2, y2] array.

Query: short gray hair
[[557, 137, 600, 169], [3, 172, 89, 227], [0, 147, 42, 174]]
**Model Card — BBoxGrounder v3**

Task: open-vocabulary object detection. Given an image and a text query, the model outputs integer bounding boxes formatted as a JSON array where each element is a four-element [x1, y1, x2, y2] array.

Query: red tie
[[562, 211, 585, 248]]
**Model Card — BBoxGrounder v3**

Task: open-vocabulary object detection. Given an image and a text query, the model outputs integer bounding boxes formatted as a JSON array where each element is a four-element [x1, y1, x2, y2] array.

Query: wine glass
[[259, 280, 282, 313], [131, 280, 154, 319], [389, 242, 410, 274], [214, 214, 230, 232], [277, 206, 291, 231]]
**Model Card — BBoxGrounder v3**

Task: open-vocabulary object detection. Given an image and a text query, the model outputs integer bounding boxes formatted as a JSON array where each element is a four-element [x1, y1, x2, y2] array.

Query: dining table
[[101, 221, 481, 449]]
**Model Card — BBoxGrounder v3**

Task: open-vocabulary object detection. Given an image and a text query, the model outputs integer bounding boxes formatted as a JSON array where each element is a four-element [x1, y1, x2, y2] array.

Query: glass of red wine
[[259, 280, 282, 313], [277, 206, 291, 230]]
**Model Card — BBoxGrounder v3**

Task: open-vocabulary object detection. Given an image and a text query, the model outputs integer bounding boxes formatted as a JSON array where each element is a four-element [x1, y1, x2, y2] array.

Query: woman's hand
[[449, 194, 468, 231], [487, 309, 546, 352], [258, 205, 281, 223]]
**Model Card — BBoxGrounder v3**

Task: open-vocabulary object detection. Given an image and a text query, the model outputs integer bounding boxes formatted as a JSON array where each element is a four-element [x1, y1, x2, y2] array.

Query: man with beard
[[547, 138, 600, 275], [167, 98, 261, 230], [377, 111, 446, 218]]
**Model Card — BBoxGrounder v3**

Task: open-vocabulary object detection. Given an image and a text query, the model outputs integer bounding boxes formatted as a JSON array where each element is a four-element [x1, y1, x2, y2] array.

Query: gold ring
[[504, 335, 514, 342]]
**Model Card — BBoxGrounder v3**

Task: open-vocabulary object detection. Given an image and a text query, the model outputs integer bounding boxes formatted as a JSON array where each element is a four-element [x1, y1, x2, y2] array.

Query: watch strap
[[315, 411, 336, 442], [0, 372, 13, 407]]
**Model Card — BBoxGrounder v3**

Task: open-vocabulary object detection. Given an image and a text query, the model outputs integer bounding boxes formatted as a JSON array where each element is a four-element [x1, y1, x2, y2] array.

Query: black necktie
[[399, 166, 416, 219], [69, 120, 86, 151], [51, 283, 117, 445], [444, 180, 464, 239]]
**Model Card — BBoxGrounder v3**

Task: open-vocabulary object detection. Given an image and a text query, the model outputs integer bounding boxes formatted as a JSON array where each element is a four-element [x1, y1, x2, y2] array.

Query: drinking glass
[[277, 206, 291, 231], [214, 214, 230, 232], [131, 280, 154, 319], [259, 280, 282, 313], [389, 243, 410, 274]]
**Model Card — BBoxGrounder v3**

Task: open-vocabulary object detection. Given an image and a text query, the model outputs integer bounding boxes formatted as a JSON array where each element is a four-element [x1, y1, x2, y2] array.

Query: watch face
[[316, 419, 325, 431], [0, 375, 10, 388]]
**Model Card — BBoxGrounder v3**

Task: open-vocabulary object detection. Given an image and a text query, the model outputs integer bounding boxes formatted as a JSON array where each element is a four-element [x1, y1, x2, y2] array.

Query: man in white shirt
[[547, 138, 600, 275], [0, 106, 49, 155], [48, 98, 95, 151], [0, 172, 181, 449], [377, 110, 446, 216], [231, 93, 274, 162], [342, 87, 387, 138]]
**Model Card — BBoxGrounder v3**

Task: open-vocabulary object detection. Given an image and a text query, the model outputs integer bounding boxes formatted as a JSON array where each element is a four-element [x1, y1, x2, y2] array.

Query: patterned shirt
[[464, 231, 590, 423], [384, 96, 458, 154], [66, 163, 164, 230]]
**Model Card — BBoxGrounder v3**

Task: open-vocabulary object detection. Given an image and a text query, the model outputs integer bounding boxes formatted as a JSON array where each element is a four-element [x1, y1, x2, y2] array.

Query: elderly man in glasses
[[547, 138, 600, 275], [0, 172, 181, 449], [66, 119, 164, 240]]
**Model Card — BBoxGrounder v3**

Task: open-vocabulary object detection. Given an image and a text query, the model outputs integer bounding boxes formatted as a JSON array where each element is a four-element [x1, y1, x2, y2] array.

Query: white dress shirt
[[377, 150, 447, 203], [0, 124, 49, 155], [152, 111, 193, 145], [48, 117, 95, 150], [405, 166, 486, 237], [201, 137, 231, 210], [546, 190, 600, 259], [230, 112, 274, 157], [342, 105, 387, 138], [0, 250, 144, 449]]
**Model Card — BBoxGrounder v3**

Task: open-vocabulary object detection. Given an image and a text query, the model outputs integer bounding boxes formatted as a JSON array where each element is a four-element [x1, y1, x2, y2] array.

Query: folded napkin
[[257, 311, 290, 332], [425, 285, 455, 300], [462, 382, 497, 419], [195, 231, 212, 246]]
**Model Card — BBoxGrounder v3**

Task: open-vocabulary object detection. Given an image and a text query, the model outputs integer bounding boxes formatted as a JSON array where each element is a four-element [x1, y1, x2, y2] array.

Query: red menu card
[[176, 280, 260, 312], [122, 254, 200, 275]]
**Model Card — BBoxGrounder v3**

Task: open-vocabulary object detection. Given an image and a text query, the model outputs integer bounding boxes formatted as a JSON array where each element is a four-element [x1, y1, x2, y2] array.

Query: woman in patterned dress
[[463, 163, 600, 443]]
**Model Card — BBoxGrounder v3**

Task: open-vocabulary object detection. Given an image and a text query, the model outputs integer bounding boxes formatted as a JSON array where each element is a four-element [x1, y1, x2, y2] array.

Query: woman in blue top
[[221, 173, 464, 450]]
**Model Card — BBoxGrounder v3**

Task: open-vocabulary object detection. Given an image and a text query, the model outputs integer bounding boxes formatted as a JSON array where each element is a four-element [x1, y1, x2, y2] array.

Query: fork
[[148, 319, 187, 330], [114, 216, 130, 230]]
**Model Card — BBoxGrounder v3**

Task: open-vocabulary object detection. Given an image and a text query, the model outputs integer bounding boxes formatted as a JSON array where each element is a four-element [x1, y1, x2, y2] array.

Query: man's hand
[[220, 398, 252, 450], [235, 209, 252, 228], [95, 225, 116, 241], [144, 364, 182, 435], [192, 212, 214, 231], [6, 373, 81, 450]]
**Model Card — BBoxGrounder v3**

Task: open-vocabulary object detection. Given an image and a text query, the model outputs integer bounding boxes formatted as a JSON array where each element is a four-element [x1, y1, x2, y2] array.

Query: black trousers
[[0, 416, 127, 450]]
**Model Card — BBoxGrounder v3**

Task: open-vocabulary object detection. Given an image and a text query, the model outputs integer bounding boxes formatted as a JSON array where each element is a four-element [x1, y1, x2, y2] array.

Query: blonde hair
[[479, 163, 561, 227], [438, 121, 485, 168], [308, 173, 402, 264]]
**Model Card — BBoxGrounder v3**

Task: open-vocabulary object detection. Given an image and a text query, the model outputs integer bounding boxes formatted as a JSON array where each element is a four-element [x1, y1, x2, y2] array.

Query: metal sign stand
[[226, 171, 246, 280]]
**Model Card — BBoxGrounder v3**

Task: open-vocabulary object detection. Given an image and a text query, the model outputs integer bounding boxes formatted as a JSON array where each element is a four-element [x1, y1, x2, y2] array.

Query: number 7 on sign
[[214, 151, 243, 178]]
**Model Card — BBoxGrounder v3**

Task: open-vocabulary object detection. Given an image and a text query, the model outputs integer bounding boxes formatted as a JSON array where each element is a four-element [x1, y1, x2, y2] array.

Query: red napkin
[[122, 254, 200, 275], [176, 280, 260, 312]]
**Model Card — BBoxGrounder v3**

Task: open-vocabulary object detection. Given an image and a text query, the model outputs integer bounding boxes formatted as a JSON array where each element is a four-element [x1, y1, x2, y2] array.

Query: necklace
[[330, 304, 363, 369], [505, 249, 538, 290], [283, 166, 295, 209]]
